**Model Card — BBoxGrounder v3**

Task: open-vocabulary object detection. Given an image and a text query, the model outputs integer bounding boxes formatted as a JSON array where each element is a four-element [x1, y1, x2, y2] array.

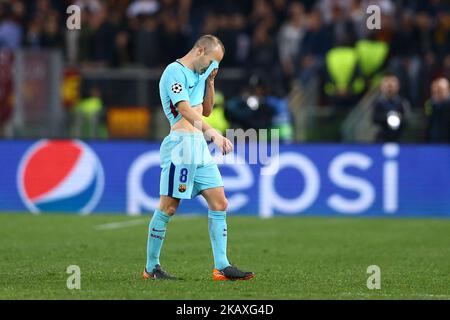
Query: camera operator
[[424, 78, 450, 143], [225, 76, 276, 132], [372, 74, 411, 142]]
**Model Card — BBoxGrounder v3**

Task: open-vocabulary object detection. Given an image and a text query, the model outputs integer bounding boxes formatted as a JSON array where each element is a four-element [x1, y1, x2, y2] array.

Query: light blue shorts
[[159, 131, 224, 199]]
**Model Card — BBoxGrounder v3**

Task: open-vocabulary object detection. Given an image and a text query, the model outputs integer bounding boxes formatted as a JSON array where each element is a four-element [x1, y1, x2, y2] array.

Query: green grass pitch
[[1, 213, 449, 300]]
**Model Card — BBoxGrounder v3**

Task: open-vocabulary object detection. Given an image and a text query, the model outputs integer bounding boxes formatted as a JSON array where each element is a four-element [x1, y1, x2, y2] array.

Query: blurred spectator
[[230, 13, 251, 65], [361, 0, 395, 14], [323, 46, 364, 108], [433, 10, 450, 61], [41, 12, 64, 49], [0, 50, 14, 136], [424, 78, 450, 143], [271, 0, 288, 30], [109, 8, 132, 67], [297, 10, 332, 86], [71, 86, 104, 139], [74, 0, 102, 13], [225, 75, 293, 142], [22, 2, 63, 51], [6, 0, 448, 82], [114, 29, 132, 67], [414, 11, 435, 105], [161, 0, 192, 29], [249, 22, 284, 95], [225, 77, 275, 132], [127, 0, 160, 18], [389, 10, 421, 106], [277, 1, 306, 84], [445, 55, 450, 80], [349, 0, 368, 39], [78, 4, 117, 67], [200, 11, 217, 35], [10, 0, 25, 25], [0, 2, 23, 51], [318, 0, 352, 24], [134, 13, 161, 67], [1, 0, 449, 142], [201, 11, 250, 67], [31, 0, 55, 22], [23, 17, 42, 49], [214, 12, 237, 67], [203, 91, 229, 134], [215, 12, 241, 67], [159, 11, 189, 64], [249, 0, 276, 32], [267, 92, 293, 143], [372, 74, 411, 142], [328, 4, 357, 47]]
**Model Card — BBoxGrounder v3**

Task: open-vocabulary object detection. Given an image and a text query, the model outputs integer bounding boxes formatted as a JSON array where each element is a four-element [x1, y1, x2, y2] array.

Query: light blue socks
[[147, 209, 230, 272], [208, 210, 230, 270], [146, 209, 171, 271]]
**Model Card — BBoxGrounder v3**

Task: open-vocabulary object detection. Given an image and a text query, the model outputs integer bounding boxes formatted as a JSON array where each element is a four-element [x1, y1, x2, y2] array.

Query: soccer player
[[143, 35, 254, 281]]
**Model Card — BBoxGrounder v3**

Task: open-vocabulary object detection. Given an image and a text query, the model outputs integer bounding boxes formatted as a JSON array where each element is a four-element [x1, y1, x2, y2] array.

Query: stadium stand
[[0, 0, 448, 142]]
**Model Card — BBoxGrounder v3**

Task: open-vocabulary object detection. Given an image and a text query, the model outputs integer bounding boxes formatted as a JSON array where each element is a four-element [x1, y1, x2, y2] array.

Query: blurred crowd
[[0, 0, 449, 142], [1, 1, 448, 90]]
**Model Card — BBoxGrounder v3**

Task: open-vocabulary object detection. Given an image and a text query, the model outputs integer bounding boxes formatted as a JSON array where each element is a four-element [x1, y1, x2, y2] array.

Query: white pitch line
[[94, 214, 203, 231], [94, 218, 148, 231]]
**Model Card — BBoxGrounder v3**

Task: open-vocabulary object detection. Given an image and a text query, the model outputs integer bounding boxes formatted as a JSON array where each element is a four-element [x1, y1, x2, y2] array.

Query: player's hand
[[221, 136, 233, 155], [212, 132, 233, 155], [208, 68, 218, 84]]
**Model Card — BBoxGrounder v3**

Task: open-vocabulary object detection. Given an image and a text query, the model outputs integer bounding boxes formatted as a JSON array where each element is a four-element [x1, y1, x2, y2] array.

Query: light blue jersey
[[147, 56, 233, 275], [159, 59, 219, 126], [157, 59, 223, 199]]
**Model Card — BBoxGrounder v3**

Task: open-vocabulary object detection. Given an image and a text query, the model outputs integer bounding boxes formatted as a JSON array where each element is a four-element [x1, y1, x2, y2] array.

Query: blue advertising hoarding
[[0, 139, 449, 217]]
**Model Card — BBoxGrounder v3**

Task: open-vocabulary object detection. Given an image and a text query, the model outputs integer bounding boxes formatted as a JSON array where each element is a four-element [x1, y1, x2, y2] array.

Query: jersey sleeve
[[162, 65, 190, 106]]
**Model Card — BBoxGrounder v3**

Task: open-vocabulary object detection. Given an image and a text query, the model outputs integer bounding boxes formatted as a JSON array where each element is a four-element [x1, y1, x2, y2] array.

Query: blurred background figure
[[0, 1, 23, 51], [225, 75, 293, 143], [71, 85, 106, 139], [372, 74, 411, 142], [225, 77, 276, 134], [297, 9, 331, 87], [203, 91, 229, 135], [277, 1, 306, 90], [424, 78, 450, 143]]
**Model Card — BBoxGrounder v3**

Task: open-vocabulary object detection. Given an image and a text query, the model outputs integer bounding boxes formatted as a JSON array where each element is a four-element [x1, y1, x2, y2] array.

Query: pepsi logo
[[17, 140, 104, 214]]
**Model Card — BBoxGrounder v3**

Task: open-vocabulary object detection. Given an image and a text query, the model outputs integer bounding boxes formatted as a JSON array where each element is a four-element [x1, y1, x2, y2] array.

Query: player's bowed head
[[189, 35, 225, 75]]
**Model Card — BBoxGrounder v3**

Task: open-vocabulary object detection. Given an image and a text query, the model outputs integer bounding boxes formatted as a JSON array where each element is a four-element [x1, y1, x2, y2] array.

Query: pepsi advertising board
[[0, 140, 449, 217]]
